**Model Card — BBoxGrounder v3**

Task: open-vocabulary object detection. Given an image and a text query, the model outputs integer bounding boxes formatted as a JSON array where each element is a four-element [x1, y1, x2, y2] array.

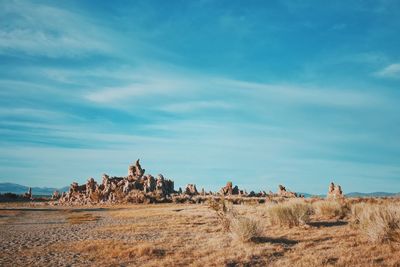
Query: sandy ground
[[1, 202, 400, 266]]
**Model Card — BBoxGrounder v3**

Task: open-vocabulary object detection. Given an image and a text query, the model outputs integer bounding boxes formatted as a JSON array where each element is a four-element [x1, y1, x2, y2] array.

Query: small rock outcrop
[[128, 159, 145, 178], [51, 190, 60, 200], [184, 184, 198, 195], [327, 182, 343, 199], [23, 187, 32, 200], [277, 185, 297, 198], [219, 181, 239, 196]]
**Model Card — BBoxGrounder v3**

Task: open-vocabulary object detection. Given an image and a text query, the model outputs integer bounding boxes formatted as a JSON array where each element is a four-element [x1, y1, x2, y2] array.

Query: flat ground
[[0, 201, 399, 266]]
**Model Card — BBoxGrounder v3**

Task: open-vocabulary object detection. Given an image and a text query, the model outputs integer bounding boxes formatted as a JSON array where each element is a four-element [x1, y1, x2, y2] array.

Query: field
[[1, 198, 400, 266]]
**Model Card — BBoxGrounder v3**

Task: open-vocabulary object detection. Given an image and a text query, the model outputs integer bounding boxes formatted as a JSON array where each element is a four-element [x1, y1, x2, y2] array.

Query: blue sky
[[1, 0, 400, 194]]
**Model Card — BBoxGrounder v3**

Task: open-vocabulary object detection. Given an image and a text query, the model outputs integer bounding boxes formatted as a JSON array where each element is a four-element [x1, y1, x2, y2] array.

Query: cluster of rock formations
[[59, 160, 175, 205], [327, 182, 344, 199], [52, 159, 346, 205], [218, 182, 271, 197]]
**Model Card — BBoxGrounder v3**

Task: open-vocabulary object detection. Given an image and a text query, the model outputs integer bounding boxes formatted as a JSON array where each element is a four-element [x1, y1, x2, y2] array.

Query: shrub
[[350, 202, 367, 228], [351, 203, 400, 243], [313, 200, 348, 219], [267, 200, 313, 227], [230, 216, 263, 242], [208, 197, 236, 232]]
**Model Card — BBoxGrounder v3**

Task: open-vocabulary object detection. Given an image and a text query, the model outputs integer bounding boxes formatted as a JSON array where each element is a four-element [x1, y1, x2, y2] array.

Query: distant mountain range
[[0, 183, 69, 196], [0, 183, 399, 197], [300, 192, 400, 198], [345, 192, 400, 197]]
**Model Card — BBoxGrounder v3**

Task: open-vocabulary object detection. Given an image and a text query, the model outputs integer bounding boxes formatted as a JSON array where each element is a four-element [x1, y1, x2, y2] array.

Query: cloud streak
[[375, 63, 400, 79], [0, 0, 110, 57]]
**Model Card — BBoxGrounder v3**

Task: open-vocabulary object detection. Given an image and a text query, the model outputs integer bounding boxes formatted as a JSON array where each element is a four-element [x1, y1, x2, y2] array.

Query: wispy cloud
[[218, 79, 381, 108], [375, 63, 400, 79], [0, 0, 110, 57], [160, 101, 233, 113], [84, 77, 189, 104], [83, 67, 384, 110]]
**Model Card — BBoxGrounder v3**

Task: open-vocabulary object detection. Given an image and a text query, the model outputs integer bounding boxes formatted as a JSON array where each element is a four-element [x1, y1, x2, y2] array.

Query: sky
[[0, 0, 400, 194]]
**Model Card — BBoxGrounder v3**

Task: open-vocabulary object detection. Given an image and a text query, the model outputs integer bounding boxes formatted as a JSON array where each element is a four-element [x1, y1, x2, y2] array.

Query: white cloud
[[159, 101, 233, 113], [82, 65, 383, 110], [84, 76, 191, 103], [0, 1, 110, 57], [375, 63, 400, 79]]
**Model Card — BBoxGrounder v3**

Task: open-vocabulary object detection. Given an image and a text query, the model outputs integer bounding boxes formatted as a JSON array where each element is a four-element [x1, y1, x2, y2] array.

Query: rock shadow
[[308, 220, 347, 228], [252, 236, 298, 246]]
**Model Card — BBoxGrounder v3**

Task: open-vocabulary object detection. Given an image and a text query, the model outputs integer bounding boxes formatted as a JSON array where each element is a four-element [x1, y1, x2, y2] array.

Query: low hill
[[0, 183, 69, 196], [345, 192, 400, 197]]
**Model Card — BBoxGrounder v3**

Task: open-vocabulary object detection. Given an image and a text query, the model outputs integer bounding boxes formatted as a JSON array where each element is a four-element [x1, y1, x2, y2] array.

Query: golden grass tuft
[[351, 203, 400, 243], [349, 202, 368, 228], [267, 199, 313, 227], [230, 216, 263, 242], [68, 240, 165, 260], [313, 200, 348, 219], [209, 198, 263, 243]]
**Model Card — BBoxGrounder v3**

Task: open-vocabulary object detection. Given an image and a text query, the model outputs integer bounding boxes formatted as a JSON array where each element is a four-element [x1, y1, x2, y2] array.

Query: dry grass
[[66, 212, 100, 224], [313, 200, 348, 219], [350, 202, 368, 228], [67, 240, 165, 260], [0, 209, 24, 224], [209, 198, 263, 242], [108, 204, 170, 218], [266, 199, 314, 227], [208, 197, 236, 232], [230, 216, 263, 242], [351, 203, 400, 243]]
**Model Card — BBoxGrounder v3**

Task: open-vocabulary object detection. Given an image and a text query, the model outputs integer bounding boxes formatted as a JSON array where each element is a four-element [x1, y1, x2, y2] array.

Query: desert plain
[[1, 197, 400, 267]]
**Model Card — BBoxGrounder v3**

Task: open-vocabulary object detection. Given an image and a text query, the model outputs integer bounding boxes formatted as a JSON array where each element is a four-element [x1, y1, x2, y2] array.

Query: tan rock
[[327, 182, 344, 199], [23, 187, 32, 200], [184, 184, 198, 195], [128, 159, 145, 178], [51, 190, 60, 200], [277, 184, 297, 198], [219, 181, 239, 195]]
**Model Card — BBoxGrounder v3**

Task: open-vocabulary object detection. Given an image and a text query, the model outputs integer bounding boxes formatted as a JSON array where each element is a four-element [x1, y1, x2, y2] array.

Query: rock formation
[[276, 185, 297, 198], [51, 190, 60, 200], [327, 182, 343, 199], [59, 159, 175, 205], [23, 187, 32, 200], [128, 159, 145, 178], [219, 181, 239, 196], [184, 184, 198, 195]]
